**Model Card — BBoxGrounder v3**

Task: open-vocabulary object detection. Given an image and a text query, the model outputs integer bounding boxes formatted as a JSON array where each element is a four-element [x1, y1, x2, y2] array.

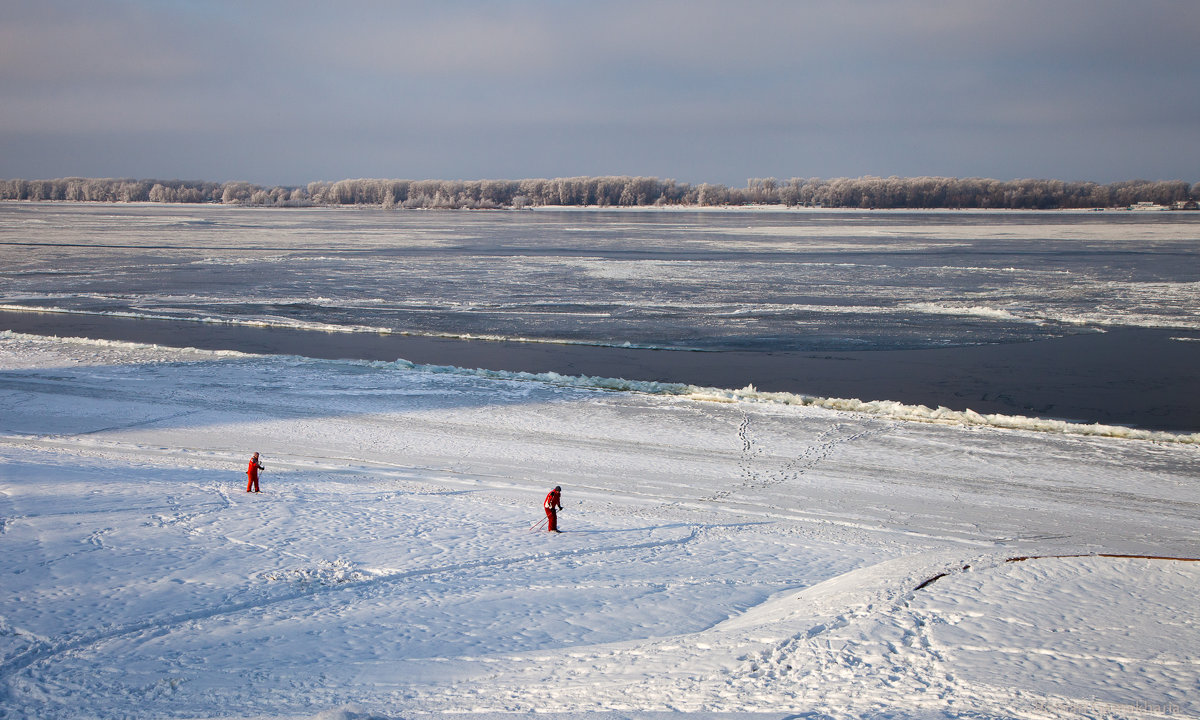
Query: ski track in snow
[[0, 498, 699, 702], [1, 333, 1198, 719]]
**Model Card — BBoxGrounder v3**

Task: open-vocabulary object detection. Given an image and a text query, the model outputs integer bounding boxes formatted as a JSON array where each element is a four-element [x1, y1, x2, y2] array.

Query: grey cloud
[[2, 0, 1197, 185]]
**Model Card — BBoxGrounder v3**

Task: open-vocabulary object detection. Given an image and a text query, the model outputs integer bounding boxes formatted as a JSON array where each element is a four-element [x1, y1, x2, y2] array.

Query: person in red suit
[[544, 485, 563, 532], [246, 452, 264, 493]]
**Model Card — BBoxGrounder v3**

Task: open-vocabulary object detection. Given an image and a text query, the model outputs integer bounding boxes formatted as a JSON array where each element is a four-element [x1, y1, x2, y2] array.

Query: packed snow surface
[[1, 332, 1198, 719]]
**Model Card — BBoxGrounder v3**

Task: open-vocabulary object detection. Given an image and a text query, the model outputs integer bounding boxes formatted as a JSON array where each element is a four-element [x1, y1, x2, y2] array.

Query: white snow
[[1, 331, 1198, 719]]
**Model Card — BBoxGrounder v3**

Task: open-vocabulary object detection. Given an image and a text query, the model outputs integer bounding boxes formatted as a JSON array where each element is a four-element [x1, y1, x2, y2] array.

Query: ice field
[[1, 331, 1198, 719], [5, 204, 1200, 354]]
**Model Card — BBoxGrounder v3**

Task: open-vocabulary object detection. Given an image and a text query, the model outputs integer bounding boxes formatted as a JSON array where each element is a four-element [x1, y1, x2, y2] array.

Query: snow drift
[[1, 332, 1198, 719]]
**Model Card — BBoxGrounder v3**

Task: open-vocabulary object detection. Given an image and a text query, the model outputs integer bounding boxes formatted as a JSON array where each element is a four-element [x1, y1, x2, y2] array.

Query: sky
[[2, 0, 1198, 187]]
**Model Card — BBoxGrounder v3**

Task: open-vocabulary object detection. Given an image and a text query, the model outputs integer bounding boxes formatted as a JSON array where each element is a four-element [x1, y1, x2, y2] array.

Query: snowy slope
[[1, 331, 1197, 719]]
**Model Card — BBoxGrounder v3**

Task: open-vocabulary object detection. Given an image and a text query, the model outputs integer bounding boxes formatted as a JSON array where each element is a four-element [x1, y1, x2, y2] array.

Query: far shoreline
[[5, 174, 1197, 212], [1, 198, 1192, 214]]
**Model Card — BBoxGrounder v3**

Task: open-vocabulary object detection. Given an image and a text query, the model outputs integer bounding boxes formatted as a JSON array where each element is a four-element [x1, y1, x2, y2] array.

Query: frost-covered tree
[[2, 175, 1196, 209]]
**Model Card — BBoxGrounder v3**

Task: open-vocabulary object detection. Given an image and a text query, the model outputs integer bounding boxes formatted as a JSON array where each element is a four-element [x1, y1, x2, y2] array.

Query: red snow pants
[[246, 468, 260, 493], [545, 507, 558, 532]]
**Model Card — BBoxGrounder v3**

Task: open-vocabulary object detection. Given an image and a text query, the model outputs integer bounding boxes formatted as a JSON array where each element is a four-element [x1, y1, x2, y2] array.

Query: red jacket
[[544, 489, 561, 512], [248, 458, 263, 479]]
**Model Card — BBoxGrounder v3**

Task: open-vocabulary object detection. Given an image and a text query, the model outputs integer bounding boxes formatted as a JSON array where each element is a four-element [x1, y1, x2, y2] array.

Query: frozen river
[[2, 203, 1198, 431]]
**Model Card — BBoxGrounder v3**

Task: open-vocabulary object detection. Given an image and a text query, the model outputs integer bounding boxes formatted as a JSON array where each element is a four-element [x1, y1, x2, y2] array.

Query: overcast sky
[[2, 1, 1198, 186]]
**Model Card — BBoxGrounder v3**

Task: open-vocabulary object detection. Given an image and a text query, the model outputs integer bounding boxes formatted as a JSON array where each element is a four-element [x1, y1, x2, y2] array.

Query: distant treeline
[[2, 175, 1197, 210]]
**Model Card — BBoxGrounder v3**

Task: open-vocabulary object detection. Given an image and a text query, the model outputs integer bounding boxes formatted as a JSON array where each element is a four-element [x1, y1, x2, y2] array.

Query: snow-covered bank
[[382, 357, 1200, 445], [7, 325, 1199, 443], [1, 333, 1198, 719]]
